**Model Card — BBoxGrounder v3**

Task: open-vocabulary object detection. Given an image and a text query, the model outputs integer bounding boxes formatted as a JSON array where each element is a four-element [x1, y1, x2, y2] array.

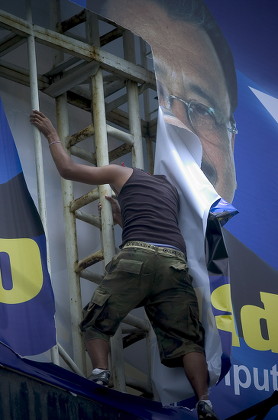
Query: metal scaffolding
[[0, 0, 158, 397]]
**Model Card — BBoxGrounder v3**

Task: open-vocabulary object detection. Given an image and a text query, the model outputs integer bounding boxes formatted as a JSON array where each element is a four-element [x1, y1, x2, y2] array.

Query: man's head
[[89, 0, 238, 202]]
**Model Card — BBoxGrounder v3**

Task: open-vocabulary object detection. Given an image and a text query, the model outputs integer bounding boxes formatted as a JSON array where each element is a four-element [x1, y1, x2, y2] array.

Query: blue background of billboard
[[205, 1, 278, 418]]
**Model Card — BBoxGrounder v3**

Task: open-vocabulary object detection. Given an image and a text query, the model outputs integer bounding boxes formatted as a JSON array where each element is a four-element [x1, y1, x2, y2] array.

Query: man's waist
[[122, 240, 185, 259]]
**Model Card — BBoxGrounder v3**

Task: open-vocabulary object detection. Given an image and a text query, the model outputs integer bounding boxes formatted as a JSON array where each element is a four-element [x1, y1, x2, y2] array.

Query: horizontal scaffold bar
[[0, 10, 156, 86]]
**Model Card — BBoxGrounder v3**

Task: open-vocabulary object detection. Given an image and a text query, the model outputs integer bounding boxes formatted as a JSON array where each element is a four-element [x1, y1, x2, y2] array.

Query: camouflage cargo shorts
[[80, 242, 205, 367]]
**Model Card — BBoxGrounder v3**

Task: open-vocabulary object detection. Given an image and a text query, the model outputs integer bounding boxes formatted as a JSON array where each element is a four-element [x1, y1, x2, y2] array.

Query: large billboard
[[70, 1, 278, 418]]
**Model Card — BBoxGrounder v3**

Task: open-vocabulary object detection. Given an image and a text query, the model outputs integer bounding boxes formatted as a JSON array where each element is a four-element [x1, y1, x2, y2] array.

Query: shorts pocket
[[82, 287, 110, 318], [105, 257, 143, 275], [89, 287, 110, 308], [170, 261, 193, 286], [170, 261, 186, 271], [80, 287, 111, 331], [116, 258, 143, 274]]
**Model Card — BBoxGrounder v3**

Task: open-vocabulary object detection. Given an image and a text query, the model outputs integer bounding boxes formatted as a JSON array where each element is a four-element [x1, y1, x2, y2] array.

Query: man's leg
[[183, 352, 219, 419], [86, 338, 110, 370], [182, 351, 209, 399], [85, 338, 111, 386]]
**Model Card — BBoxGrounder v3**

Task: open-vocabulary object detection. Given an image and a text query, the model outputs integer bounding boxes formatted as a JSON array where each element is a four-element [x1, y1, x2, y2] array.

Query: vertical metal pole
[[49, 0, 86, 372], [26, 0, 59, 365], [87, 12, 126, 391], [56, 94, 86, 372], [140, 38, 154, 174], [92, 70, 116, 264], [123, 31, 144, 169]]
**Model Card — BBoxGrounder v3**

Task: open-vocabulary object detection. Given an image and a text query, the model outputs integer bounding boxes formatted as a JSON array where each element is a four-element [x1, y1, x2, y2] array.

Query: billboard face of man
[[93, 0, 237, 202], [152, 22, 236, 203]]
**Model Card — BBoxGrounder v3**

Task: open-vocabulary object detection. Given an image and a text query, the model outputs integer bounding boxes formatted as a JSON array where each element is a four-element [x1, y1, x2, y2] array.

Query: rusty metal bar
[[123, 31, 144, 169], [56, 93, 87, 372], [87, 11, 127, 392], [0, 58, 49, 88], [57, 343, 85, 376], [70, 188, 99, 212], [75, 250, 104, 272], [75, 210, 101, 229]]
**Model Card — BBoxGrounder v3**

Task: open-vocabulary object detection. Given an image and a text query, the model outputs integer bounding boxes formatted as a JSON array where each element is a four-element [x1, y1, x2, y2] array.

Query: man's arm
[[30, 110, 132, 192]]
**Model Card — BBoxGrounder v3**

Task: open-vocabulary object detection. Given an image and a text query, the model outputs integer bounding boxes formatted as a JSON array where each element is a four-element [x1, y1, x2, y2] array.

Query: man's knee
[[82, 327, 111, 343]]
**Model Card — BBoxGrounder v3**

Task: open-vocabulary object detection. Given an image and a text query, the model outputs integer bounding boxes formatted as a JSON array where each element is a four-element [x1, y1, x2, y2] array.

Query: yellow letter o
[[0, 238, 43, 304]]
